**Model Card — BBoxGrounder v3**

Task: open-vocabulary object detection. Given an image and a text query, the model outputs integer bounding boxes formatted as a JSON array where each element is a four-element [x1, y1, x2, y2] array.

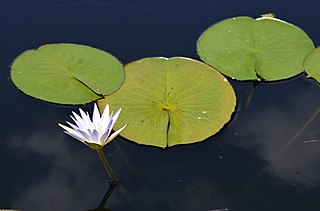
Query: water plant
[[58, 103, 127, 184], [7, 14, 320, 210]]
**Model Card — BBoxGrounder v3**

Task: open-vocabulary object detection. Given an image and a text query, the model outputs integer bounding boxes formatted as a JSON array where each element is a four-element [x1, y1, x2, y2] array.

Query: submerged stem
[[97, 148, 118, 185]]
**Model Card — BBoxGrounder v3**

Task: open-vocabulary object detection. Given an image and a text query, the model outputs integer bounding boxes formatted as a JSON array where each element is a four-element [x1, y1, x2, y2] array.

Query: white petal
[[101, 103, 110, 124], [70, 116, 81, 129], [71, 112, 86, 130], [66, 121, 79, 130], [87, 112, 95, 129], [92, 103, 101, 130], [58, 123, 75, 133], [64, 131, 85, 143], [104, 123, 127, 146], [79, 108, 92, 129]]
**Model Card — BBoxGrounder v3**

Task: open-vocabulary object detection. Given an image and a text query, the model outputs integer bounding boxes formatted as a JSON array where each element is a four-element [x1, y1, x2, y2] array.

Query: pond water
[[1, 0, 320, 210]]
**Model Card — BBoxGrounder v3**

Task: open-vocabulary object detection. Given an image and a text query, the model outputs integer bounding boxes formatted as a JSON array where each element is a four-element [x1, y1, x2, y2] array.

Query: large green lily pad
[[11, 43, 124, 104], [304, 47, 320, 83], [98, 57, 236, 148], [197, 16, 315, 81]]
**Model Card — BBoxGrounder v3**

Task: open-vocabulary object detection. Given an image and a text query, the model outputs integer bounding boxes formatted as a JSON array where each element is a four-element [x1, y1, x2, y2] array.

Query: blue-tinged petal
[[109, 108, 122, 131], [58, 123, 85, 142], [102, 111, 113, 131], [104, 123, 128, 146], [100, 119, 113, 142], [77, 129, 91, 142], [87, 129, 93, 137], [105, 119, 113, 133], [100, 131, 110, 143], [92, 129, 100, 143], [99, 131, 109, 143]]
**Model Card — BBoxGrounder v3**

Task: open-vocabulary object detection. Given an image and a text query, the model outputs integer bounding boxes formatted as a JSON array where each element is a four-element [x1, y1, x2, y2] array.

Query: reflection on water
[[1, 0, 320, 210], [6, 128, 230, 211], [226, 77, 320, 210], [3, 72, 320, 210], [6, 77, 320, 210], [229, 77, 320, 187], [7, 131, 106, 211]]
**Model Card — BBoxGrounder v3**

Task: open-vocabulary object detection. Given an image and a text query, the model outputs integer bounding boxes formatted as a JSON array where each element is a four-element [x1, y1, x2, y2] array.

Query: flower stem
[[97, 148, 118, 185]]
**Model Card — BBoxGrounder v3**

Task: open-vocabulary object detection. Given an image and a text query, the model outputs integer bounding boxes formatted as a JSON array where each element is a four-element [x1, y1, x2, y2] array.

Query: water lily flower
[[59, 103, 127, 150]]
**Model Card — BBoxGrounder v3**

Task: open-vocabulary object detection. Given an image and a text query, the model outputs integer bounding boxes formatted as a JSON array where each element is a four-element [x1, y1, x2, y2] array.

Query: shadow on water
[[114, 139, 145, 187], [243, 80, 260, 112]]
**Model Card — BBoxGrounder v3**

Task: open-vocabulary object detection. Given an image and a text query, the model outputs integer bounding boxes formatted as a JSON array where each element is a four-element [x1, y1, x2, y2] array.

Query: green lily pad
[[98, 57, 236, 148], [304, 47, 320, 83], [197, 16, 315, 81], [11, 43, 124, 104]]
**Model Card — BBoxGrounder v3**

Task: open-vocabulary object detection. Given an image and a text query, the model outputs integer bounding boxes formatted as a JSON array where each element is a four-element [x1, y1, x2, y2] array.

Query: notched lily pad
[[98, 57, 236, 148], [304, 47, 320, 83], [197, 16, 315, 81], [11, 43, 124, 104]]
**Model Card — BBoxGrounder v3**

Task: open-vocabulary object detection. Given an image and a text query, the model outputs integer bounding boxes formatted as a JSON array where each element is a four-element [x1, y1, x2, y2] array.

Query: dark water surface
[[1, 0, 320, 210]]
